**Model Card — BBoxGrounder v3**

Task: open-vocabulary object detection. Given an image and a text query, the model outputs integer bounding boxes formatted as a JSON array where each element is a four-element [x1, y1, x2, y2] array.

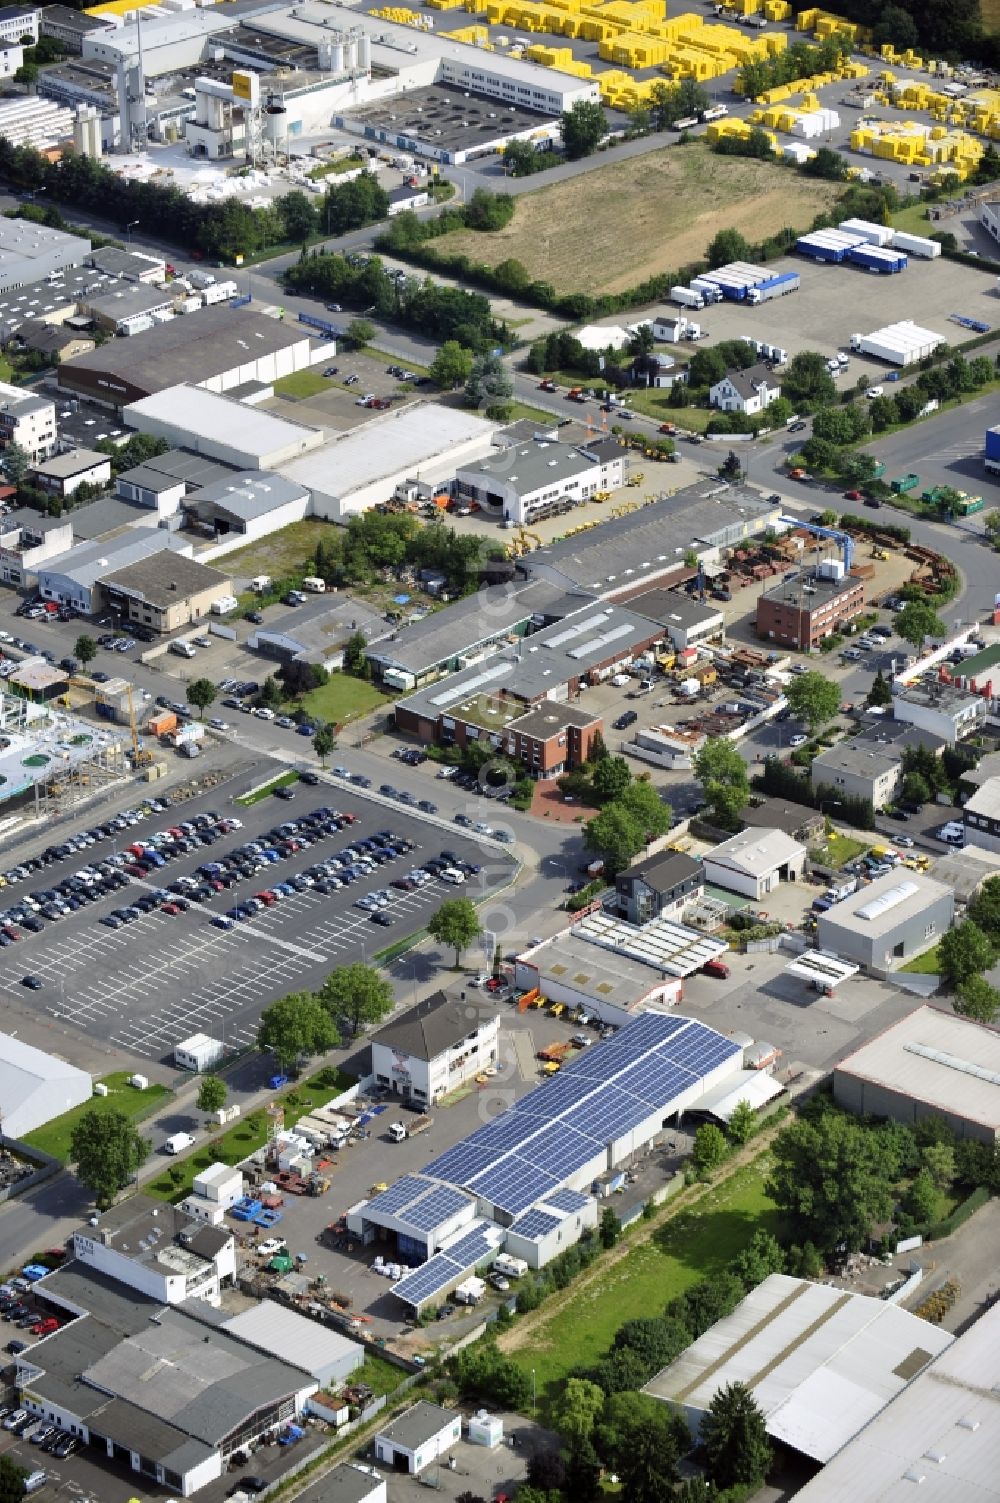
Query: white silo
[[357, 33, 371, 72]]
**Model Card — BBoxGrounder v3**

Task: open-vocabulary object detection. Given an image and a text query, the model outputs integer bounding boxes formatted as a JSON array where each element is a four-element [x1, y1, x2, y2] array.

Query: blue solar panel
[[424, 1142, 496, 1185], [440, 1223, 498, 1265], [510, 1208, 561, 1240], [475, 1112, 546, 1153], [470, 1160, 561, 1216], [564, 1088, 649, 1144], [393, 1255, 460, 1306], [544, 1188, 591, 1213], [518, 1123, 601, 1180], [516, 1074, 597, 1116], [403, 1186, 471, 1233], [365, 1175, 431, 1217]]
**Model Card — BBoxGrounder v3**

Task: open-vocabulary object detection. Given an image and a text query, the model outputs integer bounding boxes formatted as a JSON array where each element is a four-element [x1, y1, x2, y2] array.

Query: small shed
[[174, 1033, 225, 1072], [374, 1401, 462, 1474], [467, 1411, 504, 1449]]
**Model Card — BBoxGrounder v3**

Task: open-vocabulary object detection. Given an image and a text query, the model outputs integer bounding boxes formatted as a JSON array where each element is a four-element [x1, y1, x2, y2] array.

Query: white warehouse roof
[[643, 1273, 952, 1462], [791, 1300, 1000, 1502], [705, 827, 806, 878], [125, 386, 324, 467], [834, 1004, 1000, 1134], [0, 1034, 92, 1138], [223, 1302, 363, 1385]]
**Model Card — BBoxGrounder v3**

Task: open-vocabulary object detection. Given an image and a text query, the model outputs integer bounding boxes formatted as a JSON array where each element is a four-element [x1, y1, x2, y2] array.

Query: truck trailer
[[670, 286, 705, 308], [985, 425, 1000, 475], [891, 231, 941, 259], [847, 245, 907, 273], [746, 271, 800, 305], [850, 321, 944, 365]]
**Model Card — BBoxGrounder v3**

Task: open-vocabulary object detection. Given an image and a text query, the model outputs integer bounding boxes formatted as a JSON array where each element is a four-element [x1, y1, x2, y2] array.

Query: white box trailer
[[670, 286, 704, 307], [839, 217, 895, 246], [891, 231, 942, 258], [850, 320, 945, 365]]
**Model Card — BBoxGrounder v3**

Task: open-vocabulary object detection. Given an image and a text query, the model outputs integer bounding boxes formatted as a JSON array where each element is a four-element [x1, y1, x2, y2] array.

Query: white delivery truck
[[164, 1132, 196, 1155]]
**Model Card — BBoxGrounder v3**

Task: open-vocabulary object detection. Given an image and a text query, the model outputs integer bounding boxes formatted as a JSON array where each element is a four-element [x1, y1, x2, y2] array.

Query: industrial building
[[370, 989, 500, 1107], [21, 1263, 316, 1496], [816, 871, 954, 975], [834, 1004, 1000, 1143], [963, 777, 1000, 853], [40, 5, 113, 54], [183, 472, 311, 548], [115, 448, 236, 517], [850, 320, 946, 366], [756, 564, 865, 650], [126, 386, 324, 473], [644, 1273, 952, 1463], [100, 552, 233, 634], [0, 509, 73, 587], [248, 595, 385, 668], [514, 930, 684, 1024], [453, 437, 626, 526], [365, 577, 577, 691], [703, 827, 807, 901], [37, 528, 193, 615], [82, 280, 177, 336], [395, 599, 659, 755], [341, 82, 561, 166], [627, 588, 725, 651], [31, 447, 111, 498], [222, 1304, 363, 1389], [810, 721, 944, 811], [791, 1298, 1000, 1503], [277, 405, 496, 523], [59, 310, 330, 409], [0, 690, 125, 811], [72, 1195, 236, 1306], [374, 1404, 462, 1476], [0, 381, 56, 462], [615, 850, 705, 925], [0, 1033, 91, 1139], [0, 217, 89, 294], [525, 484, 781, 598], [892, 679, 988, 746]]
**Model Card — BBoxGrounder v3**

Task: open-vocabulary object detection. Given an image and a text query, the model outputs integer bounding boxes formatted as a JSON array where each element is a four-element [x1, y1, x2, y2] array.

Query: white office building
[[0, 381, 56, 460], [370, 988, 500, 1107], [72, 1195, 236, 1306]]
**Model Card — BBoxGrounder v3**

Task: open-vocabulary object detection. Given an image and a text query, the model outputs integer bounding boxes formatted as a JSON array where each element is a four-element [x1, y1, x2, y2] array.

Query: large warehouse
[[0, 219, 91, 294], [0, 1034, 91, 1139], [792, 1299, 1000, 1503], [834, 1005, 1000, 1143], [644, 1273, 952, 1463], [58, 309, 331, 408], [125, 387, 324, 471]]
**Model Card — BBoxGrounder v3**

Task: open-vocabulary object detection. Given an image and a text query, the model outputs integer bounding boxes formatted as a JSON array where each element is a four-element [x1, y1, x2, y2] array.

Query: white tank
[[358, 33, 371, 71], [330, 40, 344, 70], [343, 35, 357, 69]]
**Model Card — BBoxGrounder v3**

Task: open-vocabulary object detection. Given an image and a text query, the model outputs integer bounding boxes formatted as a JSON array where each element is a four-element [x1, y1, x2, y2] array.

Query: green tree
[[196, 1075, 227, 1114], [592, 755, 632, 803], [895, 599, 946, 651], [901, 771, 929, 807], [693, 1122, 728, 1174], [342, 630, 368, 677], [867, 668, 892, 708], [319, 961, 395, 1034], [429, 339, 474, 390], [74, 634, 97, 669], [616, 1411, 681, 1503], [257, 991, 338, 1074], [70, 1108, 150, 1208], [278, 189, 317, 243], [187, 678, 217, 718], [968, 876, 1000, 939], [955, 973, 1000, 1023], [554, 1378, 606, 1444], [730, 1230, 786, 1289], [768, 1110, 904, 1253], [584, 804, 645, 876], [561, 99, 608, 158], [700, 1382, 772, 1490], [427, 896, 482, 967], [922, 1141, 955, 1190], [706, 228, 751, 268], [449, 1340, 531, 1407], [307, 724, 331, 769], [785, 670, 841, 734], [938, 920, 996, 987], [465, 351, 514, 417], [904, 1167, 937, 1223], [0, 1455, 27, 1503], [873, 4, 920, 49], [803, 145, 848, 179], [727, 1098, 756, 1146], [693, 739, 750, 828], [3, 442, 29, 485], [599, 1206, 620, 1249], [587, 727, 609, 764], [347, 317, 375, 348], [616, 778, 672, 840], [782, 350, 837, 408]]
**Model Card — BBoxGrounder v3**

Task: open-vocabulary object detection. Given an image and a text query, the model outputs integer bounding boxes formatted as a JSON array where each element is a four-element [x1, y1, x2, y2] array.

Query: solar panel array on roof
[[424, 1014, 740, 1216], [544, 1187, 591, 1214], [391, 1219, 503, 1308], [510, 1208, 562, 1240], [363, 1175, 472, 1236]]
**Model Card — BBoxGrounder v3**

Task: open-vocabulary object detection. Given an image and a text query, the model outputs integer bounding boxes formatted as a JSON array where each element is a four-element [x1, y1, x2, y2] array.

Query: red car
[[843, 489, 862, 500], [161, 901, 181, 915], [702, 958, 731, 980], [31, 1318, 58, 1336], [254, 891, 277, 906]]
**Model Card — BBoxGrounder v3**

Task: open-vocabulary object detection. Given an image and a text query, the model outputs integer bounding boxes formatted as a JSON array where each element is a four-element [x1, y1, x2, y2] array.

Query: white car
[[866, 385, 884, 398], [208, 718, 230, 731], [257, 1238, 286, 1257], [789, 734, 808, 748], [841, 647, 862, 661], [254, 707, 275, 720]]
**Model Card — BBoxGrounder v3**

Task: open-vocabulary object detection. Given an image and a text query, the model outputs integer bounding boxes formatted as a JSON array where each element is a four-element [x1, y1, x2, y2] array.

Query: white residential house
[[709, 364, 781, 416]]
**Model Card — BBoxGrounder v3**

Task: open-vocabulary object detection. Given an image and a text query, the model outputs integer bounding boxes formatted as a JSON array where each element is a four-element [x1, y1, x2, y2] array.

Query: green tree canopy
[[956, 973, 1000, 1023], [196, 1075, 227, 1114], [347, 317, 375, 347], [693, 1122, 728, 1174], [187, 678, 216, 717], [782, 350, 837, 408], [866, 668, 892, 708], [700, 1382, 772, 1490], [427, 896, 482, 967], [74, 634, 97, 668], [465, 351, 514, 417], [693, 739, 750, 828], [895, 599, 946, 650], [560, 99, 608, 158], [939, 920, 996, 987], [785, 670, 841, 733], [430, 340, 474, 390], [727, 1098, 756, 1146], [257, 991, 338, 1074], [767, 1107, 905, 1253], [313, 723, 335, 766], [70, 1108, 150, 1208], [0, 1454, 27, 1503], [592, 755, 632, 803], [615, 778, 671, 839], [553, 1378, 606, 1444], [319, 961, 394, 1034], [707, 227, 751, 268], [584, 804, 645, 876]]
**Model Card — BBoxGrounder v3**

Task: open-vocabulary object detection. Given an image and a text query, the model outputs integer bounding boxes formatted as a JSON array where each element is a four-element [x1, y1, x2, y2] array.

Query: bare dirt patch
[[438, 143, 841, 296]]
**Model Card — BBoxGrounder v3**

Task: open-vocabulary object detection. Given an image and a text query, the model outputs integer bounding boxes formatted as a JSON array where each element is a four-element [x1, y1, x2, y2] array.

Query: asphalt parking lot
[[0, 780, 517, 1064], [265, 348, 429, 434]]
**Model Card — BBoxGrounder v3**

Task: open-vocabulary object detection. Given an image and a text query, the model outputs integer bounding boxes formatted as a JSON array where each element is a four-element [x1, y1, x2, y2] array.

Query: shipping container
[[170, 721, 205, 746], [148, 710, 177, 737], [891, 230, 942, 259], [839, 217, 895, 247], [985, 425, 1000, 474]]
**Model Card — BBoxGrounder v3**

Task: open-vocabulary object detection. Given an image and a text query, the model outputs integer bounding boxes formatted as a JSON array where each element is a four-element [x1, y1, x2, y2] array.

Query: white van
[[164, 1132, 196, 1155], [170, 640, 197, 659], [301, 577, 326, 593]]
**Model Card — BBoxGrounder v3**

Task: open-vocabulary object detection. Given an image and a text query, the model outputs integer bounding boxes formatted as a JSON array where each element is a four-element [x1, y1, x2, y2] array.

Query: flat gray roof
[[527, 929, 673, 1010], [507, 701, 599, 738], [628, 587, 723, 631], [318, 1465, 383, 1503], [40, 528, 187, 589], [458, 438, 603, 494], [525, 483, 779, 593], [761, 567, 861, 610], [65, 493, 159, 540], [33, 447, 108, 480], [124, 448, 236, 491], [102, 550, 228, 606], [819, 869, 952, 938], [377, 1401, 458, 1453], [84, 281, 172, 321], [835, 1005, 1000, 1131], [188, 470, 308, 521]]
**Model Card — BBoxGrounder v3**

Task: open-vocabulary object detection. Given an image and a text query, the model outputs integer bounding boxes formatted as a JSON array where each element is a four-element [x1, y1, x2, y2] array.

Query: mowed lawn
[[24, 1072, 172, 1162], [274, 369, 333, 399], [301, 673, 390, 726], [502, 1158, 782, 1400], [436, 143, 841, 296]]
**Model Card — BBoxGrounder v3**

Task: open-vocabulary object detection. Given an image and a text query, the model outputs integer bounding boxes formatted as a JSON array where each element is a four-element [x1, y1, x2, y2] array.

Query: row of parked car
[[2, 1403, 77, 1461], [1, 797, 175, 888]]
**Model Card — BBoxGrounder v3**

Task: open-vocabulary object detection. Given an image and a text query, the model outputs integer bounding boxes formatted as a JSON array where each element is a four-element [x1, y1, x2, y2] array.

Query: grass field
[[274, 370, 333, 399], [892, 200, 936, 237], [436, 143, 841, 296], [900, 942, 942, 974], [147, 1065, 353, 1202], [237, 770, 299, 805], [302, 674, 390, 727], [359, 1352, 408, 1397], [24, 1072, 172, 1162], [812, 832, 869, 868], [222, 519, 339, 581], [502, 1157, 782, 1400]]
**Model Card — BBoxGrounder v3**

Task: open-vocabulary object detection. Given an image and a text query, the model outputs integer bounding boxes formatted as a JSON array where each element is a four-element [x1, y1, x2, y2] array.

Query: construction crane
[[126, 684, 154, 769], [779, 515, 855, 572]]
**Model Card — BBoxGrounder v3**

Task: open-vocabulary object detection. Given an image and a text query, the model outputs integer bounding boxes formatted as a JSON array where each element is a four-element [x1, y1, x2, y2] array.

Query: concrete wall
[[833, 1070, 998, 1145]]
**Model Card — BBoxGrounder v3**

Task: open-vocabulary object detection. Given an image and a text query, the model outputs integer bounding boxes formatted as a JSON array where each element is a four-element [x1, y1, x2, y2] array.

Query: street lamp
[[125, 219, 139, 247], [531, 1368, 535, 1416]]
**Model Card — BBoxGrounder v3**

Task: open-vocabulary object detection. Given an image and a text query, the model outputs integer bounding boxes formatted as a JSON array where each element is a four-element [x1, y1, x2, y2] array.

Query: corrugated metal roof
[[643, 1273, 952, 1462], [834, 1005, 1000, 1130], [223, 1302, 362, 1381]]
